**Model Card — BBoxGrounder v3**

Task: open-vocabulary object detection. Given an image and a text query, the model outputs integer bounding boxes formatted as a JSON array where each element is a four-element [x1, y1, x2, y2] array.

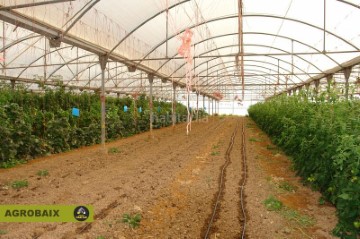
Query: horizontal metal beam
[[0, 0, 75, 11], [269, 55, 360, 99], [0, 9, 216, 99], [131, 50, 360, 61]]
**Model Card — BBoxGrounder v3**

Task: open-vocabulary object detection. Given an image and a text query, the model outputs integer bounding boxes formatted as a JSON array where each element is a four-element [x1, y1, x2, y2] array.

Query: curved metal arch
[[64, 62, 122, 88], [192, 55, 310, 84], [200, 65, 287, 90], [124, 74, 172, 89], [194, 32, 341, 66], [0, 33, 40, 53], [194, 75, 274, 93], [107, 0, 190, 56], [198, 44, 323, 73], [172, 44, 322, 86], [46, 53, 95, 80], [336, 0, 360, 9], [16, 45, 73, 79], [195, 59, 302, 84], [155, 31, 340, 76], [136, 13, 359, 67], [84, 66, 136, 88]]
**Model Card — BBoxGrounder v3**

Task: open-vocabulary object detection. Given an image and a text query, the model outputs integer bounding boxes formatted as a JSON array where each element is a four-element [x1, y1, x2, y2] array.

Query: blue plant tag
[[138, 107, 142, 113], [124, 106, 128, 112], [72, 108, 80, 117], [157, 106, 161, 112]]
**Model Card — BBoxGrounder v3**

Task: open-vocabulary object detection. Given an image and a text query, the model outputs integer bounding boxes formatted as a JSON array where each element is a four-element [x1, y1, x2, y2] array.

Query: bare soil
[[0, 117, 338, 239]]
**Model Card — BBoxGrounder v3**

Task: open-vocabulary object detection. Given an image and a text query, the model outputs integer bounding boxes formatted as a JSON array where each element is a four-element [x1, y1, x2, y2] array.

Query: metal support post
[[99, 55, 108, 149], [172, 83, 177, 127], [148, 74, 154, 134], [344, 67, 352, 100]]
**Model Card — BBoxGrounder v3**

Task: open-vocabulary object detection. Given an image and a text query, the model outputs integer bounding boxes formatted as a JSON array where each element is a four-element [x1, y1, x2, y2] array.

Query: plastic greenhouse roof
[[0, 0, 360, 102]]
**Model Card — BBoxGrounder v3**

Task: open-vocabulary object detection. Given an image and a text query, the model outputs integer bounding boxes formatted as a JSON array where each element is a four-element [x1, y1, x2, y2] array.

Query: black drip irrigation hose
[[240, 118, 248, 239], [204, 120, 239, 239]]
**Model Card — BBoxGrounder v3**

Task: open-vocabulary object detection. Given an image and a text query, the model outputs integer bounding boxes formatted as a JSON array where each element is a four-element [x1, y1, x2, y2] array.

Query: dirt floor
[[0, 117, 338, 239]]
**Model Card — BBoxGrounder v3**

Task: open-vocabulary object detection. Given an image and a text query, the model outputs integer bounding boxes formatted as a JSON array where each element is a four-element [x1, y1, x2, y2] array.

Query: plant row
[[248, 92, 360, 238], [0, 85, 206, 167]]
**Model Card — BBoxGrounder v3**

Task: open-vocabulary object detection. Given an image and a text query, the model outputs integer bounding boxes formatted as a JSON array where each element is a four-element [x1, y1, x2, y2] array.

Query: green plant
[[0, 230, 7, 235], [11, 180, 28, 189], [36, 170, 49, 177], [318, 196, 326, 205], [249, 137, 261, 142], [95, 236, 105, 239], [0, 159, 26, 169], [210, 151, 220, 156], [278, 181, 298, 192], [263, 196, 283, 211], [108, 147, 121, 154], [281, 208, 315, 227], [122, 213, 141, 228]]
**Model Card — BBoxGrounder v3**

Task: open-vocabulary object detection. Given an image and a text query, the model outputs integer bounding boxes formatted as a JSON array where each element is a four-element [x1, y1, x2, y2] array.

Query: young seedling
[[278, 181, 298, 192], [108, 147, 121, 154], [96, 236, 105, 239], [249, 137, 261, 142], [281, 208, 316, 227], [36, 170, 49, 177], [263, 196, 283, 211], [122, 213, 141, 228], [10, 180, 29, 189], [211, 151, 220, 156], [0, 230, 7, 235]]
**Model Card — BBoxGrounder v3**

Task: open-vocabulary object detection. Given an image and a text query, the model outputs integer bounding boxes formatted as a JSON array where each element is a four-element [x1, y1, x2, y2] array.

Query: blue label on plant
[[124, 106, 128, 112], [72, 108, 80, 117], [157, 106, 161, 112], [138, 107, 142, 113]]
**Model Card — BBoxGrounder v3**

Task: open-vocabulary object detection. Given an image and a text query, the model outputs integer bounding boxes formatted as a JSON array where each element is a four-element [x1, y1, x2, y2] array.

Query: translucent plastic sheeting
[[0, 0, 360, 101]]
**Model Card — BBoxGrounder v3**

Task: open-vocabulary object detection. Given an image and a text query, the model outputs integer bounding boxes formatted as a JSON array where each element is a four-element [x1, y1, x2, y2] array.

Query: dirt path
[[0, 117, 339, 239]]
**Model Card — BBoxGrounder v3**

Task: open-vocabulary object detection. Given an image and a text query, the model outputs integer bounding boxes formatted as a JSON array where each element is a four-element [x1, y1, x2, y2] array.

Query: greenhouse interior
[[0, 0, 359, 238]]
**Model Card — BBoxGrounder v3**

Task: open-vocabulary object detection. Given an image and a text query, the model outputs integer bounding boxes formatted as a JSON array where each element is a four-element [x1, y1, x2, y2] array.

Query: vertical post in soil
[[172, 82, 177, 127], [196, 92, 199, 122], [344, 67, 352, 100], [212, 99, 214, 115], [314, 79, 320, 97], [99, 55, 108, 149], [208, 96, 210, 115], [203, 94, 205, 115], [44, 37, 47, 80], [2, 21, 6, 76], [326, 74, 333, 93], [148, 74, 154, 135]]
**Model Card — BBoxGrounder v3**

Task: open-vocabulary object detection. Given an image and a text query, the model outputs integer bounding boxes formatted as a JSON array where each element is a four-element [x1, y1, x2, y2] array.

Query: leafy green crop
[[249, 90, 360, 238], [11, 180, 28, 189], [0, 85, 205, 168], [263, 195, 283, 211], [122, 213, 141, 228]]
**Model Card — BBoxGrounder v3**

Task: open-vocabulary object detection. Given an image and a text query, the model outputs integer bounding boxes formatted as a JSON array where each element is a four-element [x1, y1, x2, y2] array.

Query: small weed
[[122, 213, 141, 228], [212, 144, 219, 149], [318, 196, 326, 205], [266, 144, 280, 154], [281, 208, 316, 227], [10, 180, 28, 189], [278, 181, 298, 192], [96, 236, 105, 239], [263, 196, 283, 211], [246, 123, 255, 128], [108, 147, 121, 154], [36, 170, 49, 177], [211, 151, 220, 156], [0, 230, 7, 235], [249, 137, 262, 142]]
